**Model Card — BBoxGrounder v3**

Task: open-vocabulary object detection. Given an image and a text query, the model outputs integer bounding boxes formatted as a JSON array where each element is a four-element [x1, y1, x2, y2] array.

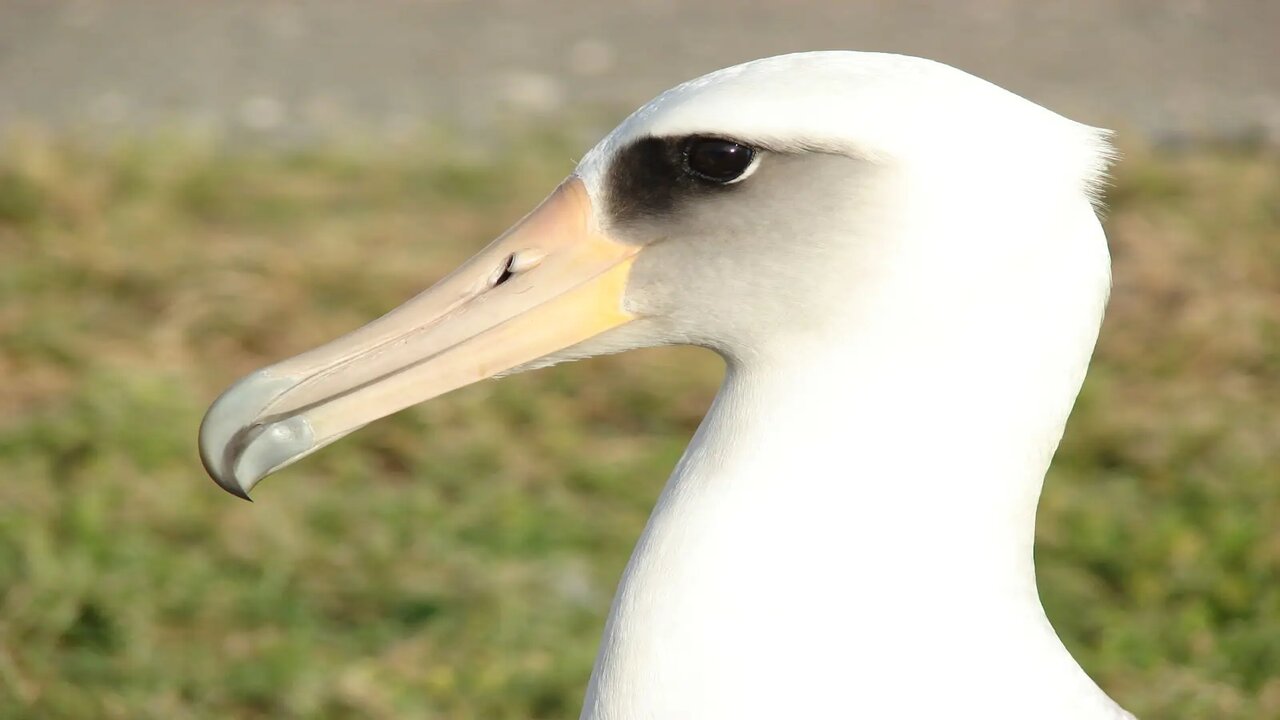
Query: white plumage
[[201, 51, 1133, 719], [570, 52, 1128, 719]]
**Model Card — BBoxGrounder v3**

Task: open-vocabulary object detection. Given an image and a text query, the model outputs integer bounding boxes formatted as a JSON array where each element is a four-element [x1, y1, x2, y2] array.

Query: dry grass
[[0, 130, 1277, 718]]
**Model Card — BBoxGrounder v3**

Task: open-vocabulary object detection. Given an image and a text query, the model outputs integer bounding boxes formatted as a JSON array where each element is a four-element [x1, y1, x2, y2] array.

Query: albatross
[[199, 51, 1134, 718]]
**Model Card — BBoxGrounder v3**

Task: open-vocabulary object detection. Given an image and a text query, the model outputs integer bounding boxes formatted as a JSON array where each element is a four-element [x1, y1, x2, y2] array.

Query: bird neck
[[582, 208, 1128, 717]]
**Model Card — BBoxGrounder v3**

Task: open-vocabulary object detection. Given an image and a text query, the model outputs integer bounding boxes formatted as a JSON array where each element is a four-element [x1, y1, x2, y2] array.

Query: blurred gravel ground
[[1, 0, 1278, 144]]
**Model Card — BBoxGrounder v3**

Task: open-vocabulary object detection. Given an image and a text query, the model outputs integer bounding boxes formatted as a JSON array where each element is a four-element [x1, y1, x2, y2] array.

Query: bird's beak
[[199, 177, 637, 499]]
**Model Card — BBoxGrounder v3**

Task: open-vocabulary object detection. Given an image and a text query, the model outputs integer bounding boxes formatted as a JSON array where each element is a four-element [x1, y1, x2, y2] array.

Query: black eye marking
[[604, 135, 760, 225], [683, 138, 756, 183]]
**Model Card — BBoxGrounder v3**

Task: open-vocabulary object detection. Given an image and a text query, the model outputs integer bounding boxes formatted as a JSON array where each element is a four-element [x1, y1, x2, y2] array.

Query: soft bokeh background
[[2, 2, 1278, 718]]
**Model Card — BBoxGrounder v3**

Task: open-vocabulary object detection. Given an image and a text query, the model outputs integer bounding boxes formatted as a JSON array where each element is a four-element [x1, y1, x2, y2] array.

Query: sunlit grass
[[0, 131, 1277, 718]]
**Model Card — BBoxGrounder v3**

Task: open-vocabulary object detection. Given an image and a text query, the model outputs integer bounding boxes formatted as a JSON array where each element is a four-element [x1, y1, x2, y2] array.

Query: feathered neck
[[579, 194, 1131, 719]]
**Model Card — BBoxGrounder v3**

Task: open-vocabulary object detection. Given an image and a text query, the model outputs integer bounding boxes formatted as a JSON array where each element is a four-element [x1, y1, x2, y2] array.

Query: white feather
[[562, 52, 1132, 719]]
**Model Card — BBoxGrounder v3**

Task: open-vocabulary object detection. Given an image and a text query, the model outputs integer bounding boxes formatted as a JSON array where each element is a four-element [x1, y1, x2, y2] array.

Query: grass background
[[0, 129, 1277, 718]]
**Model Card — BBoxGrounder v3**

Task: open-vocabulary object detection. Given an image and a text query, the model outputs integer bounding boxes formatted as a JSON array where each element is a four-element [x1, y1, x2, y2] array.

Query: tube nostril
[[489, 250, 545, 290], [493, 254, 516, 288]]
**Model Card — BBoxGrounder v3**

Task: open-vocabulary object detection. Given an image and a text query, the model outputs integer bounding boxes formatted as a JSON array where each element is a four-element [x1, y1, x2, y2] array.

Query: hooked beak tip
[[198, 370, 303, 501], [217, 477, 255, 502]]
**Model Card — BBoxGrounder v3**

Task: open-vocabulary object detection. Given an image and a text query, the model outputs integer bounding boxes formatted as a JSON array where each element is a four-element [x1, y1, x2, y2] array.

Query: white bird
[[200, 51, 1134, 718]]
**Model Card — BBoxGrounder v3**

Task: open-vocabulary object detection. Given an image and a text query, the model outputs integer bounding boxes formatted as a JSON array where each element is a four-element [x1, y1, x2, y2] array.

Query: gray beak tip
[[198, 370, 304, 501], [217, 477, 255, 502]]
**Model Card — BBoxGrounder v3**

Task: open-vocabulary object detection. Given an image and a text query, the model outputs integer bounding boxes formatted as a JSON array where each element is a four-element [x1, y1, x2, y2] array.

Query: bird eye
[[683, 138, 757, 184]]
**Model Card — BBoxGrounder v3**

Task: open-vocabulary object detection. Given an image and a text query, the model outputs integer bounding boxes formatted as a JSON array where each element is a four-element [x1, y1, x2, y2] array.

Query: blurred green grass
[[0, 129, 1277, 719]]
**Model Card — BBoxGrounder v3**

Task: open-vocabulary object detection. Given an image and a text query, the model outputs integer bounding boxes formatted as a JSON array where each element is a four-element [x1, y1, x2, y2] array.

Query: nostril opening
[[493, 254, 516, 287]]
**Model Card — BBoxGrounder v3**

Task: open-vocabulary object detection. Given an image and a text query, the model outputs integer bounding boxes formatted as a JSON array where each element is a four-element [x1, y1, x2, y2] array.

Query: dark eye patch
[[604, 135, 757, 225]]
